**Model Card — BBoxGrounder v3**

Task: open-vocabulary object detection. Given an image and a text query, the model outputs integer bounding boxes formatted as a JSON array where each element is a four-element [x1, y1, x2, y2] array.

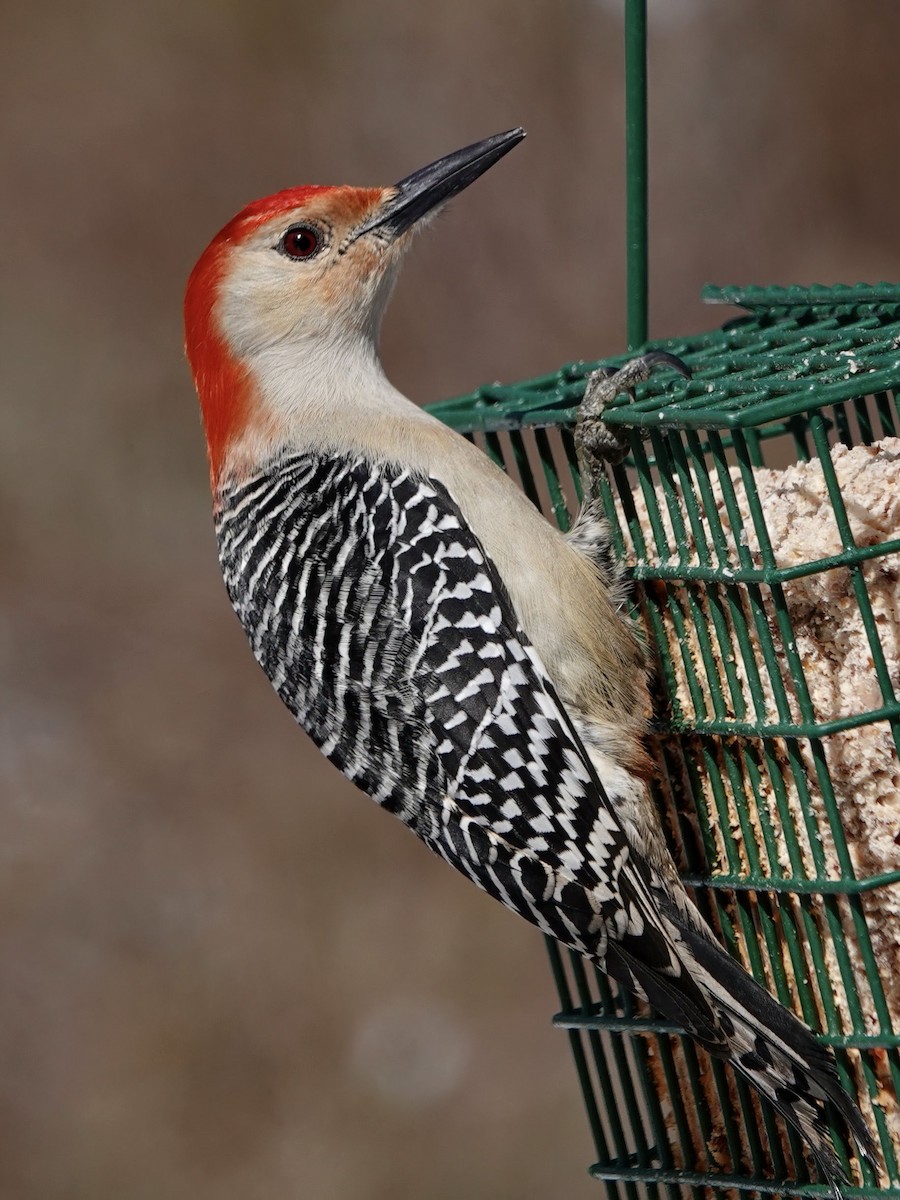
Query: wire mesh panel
[[427, 287, 900, 1197]]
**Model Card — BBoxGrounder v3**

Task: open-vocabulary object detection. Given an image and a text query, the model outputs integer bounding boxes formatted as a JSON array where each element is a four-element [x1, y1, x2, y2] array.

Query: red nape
[[183, 188, 337, 487], [183, 245, 248, 489], [184, 185, 384, 486]]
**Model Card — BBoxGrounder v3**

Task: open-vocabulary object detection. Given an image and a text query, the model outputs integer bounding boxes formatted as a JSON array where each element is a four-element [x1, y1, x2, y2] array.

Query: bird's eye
[[279, 225, 322, 261]]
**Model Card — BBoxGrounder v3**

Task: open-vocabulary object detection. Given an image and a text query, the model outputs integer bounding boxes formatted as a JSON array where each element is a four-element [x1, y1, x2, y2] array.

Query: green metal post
[[625, 0, 648, 350]]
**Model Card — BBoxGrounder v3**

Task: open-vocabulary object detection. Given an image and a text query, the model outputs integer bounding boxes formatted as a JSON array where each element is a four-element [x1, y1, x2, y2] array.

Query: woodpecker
[[185, 129, 875, 1186]]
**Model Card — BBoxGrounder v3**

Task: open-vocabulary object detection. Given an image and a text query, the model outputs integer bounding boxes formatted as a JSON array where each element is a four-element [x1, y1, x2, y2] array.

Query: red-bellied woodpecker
[[184, 130, 875, 1186]]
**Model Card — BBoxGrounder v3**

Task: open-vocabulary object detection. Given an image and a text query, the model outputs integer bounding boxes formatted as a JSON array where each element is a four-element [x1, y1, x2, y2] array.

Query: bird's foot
[[575, 351, 691, 487]]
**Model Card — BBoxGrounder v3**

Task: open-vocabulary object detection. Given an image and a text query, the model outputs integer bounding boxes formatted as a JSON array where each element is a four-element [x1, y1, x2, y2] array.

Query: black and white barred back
[[215, 451, 875, 1187], [215, 453, 705, 995]]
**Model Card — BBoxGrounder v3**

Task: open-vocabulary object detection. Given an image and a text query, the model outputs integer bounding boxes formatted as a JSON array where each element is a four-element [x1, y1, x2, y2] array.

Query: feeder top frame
[[427, 284, 900, 435]]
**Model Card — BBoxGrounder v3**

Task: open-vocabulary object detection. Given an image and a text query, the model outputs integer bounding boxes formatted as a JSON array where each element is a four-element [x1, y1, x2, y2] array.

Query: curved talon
[[575, 350, 692, 485], [639, 350, 692, 381], [602, 350, 692, 396], [582, 349, 691, 417]]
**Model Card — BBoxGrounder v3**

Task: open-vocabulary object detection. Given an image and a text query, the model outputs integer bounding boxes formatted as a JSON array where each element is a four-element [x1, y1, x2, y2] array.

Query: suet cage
[[426, 3, 900, 1196]]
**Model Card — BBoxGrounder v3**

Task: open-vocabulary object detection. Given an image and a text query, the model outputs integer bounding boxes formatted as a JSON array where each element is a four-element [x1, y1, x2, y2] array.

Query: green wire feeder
[[427, 283, 900, 1197]]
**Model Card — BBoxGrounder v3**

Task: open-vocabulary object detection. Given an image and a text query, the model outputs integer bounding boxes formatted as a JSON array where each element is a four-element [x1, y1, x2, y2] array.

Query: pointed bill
[[349, 128, 525, 244]]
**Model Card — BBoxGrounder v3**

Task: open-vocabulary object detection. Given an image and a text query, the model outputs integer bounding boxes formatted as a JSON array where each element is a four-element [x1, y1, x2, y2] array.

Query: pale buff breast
[[227, 357, 652, 777], [344, 410, 652, 764]]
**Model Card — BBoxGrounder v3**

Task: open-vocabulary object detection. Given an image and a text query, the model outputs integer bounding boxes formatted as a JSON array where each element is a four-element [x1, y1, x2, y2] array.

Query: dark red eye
[[279, 225, 321, 260]]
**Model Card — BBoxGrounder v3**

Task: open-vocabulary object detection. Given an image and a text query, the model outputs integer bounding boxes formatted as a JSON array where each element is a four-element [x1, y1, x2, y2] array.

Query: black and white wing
[[216, 451, 726, 1053]]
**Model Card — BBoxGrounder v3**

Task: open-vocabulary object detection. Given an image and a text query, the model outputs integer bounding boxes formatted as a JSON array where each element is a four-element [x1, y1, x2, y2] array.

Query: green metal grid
[[426, 285, 900, 1196], [423, 0, 900, 1190], [427, 284, 900, 437]]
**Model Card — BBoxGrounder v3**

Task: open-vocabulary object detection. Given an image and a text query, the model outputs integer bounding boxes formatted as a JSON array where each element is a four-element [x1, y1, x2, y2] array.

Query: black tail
[[675, 917, 879, 1191]]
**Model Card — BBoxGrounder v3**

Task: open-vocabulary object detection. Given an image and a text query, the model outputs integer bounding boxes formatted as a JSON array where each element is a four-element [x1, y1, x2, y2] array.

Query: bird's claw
[[575, 351, 692, 485]]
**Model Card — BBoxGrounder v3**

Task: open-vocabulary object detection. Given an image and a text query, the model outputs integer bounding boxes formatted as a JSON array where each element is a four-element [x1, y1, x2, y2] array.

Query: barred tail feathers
[[555, 708, 875, 1186], [674, 918, 878, 1188]]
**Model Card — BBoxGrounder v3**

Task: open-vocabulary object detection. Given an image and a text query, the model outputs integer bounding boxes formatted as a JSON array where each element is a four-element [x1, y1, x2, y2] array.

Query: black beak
[[349, 128, 525, 243]]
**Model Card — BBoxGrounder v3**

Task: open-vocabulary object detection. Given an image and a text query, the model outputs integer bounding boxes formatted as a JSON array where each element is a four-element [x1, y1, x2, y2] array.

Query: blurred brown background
[[3, 2, 900, 1197]]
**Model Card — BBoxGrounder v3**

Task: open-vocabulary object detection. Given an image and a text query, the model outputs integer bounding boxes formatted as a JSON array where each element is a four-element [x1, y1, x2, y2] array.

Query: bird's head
[[185, 129, 524, 487]]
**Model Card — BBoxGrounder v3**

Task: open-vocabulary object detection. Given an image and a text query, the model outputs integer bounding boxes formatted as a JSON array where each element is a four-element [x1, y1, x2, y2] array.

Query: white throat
[[227, 329, 440, 478]]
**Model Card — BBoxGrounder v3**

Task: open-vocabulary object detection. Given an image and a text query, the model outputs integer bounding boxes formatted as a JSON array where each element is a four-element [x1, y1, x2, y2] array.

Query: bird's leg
[[575, 351, 691, 495]]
